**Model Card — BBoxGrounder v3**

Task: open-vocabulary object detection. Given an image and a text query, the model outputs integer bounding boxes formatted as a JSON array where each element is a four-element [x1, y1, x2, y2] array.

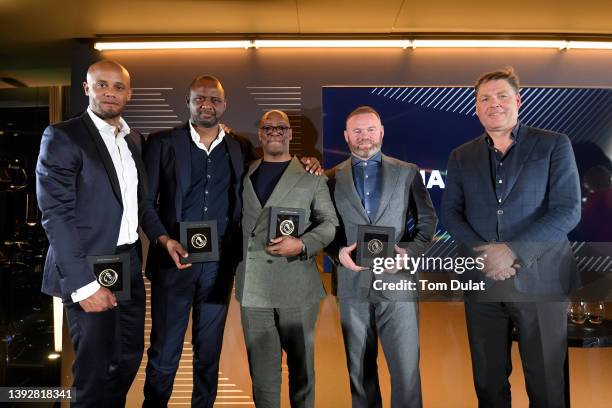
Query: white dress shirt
[[71, 108, 139, 302], [189, 122, 226, 154]]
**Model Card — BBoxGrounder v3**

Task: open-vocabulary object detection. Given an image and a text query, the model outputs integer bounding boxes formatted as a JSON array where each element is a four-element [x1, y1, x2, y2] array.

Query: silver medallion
[[98, 268, 119, 287], [279, 219, 295, 236], [367, 238, 384, 255], [191, 233, 208, 249]]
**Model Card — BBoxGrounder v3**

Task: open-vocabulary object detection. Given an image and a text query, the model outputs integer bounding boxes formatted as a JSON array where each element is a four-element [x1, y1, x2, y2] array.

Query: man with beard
[[36, 60, 181, 407], [236, 110, 338, 408], [141, 76, 322, 407], [326, 106, 437, 408], [442, 67, 581, 407]]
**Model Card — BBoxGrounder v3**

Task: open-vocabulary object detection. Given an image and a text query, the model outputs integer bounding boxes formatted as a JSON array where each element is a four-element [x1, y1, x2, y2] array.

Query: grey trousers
[[240, 303, 319, 408], [339, 300, 422, 408]]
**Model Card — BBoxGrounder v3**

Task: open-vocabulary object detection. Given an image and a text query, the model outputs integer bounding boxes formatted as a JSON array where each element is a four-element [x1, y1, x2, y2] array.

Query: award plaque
[[355, 225, 395, 268], [179, 220, 219, 264], [87, 253, 130, 301], [268, 207, 306, 243]]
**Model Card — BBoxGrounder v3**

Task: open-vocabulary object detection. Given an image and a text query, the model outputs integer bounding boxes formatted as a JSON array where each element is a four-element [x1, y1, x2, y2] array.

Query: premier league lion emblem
[[279, 219, 295, 236], [367, 238, 384, 255], [98, 268, 119, 287], [191, 233, 208, 249]]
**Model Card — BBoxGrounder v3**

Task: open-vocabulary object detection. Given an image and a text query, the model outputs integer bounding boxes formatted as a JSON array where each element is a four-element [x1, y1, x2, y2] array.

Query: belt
[[116, 241, 139, 253]]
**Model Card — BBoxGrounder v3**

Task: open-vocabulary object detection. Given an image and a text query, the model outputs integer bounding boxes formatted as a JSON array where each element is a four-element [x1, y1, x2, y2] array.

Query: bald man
[[36, 60, 181, 407], [236, 110, 338, 408]]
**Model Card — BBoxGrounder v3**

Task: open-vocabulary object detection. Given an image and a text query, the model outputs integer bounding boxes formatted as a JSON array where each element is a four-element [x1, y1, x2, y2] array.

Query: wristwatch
[[299, 241, 307, 260]]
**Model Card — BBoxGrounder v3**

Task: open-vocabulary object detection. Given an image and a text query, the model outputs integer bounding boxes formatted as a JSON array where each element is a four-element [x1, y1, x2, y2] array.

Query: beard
[[349, 141, 381, 159], [192, 110, 220, 128], [92, 104, 121, 120]]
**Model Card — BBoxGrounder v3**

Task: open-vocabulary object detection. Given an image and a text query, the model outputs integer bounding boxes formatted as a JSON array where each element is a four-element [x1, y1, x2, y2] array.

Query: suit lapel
[[264, 157, 305, 207], [373, 155, 400, 223], [125, 133, 147, 221], [473, 134, 498, 203], [335, 159, 370, 223], [172, 125, 192, 195], [225, 133, 244, 181], [501, 125, 538, 203], [244, 159, 263, 212], [81, 113, 123, 206]]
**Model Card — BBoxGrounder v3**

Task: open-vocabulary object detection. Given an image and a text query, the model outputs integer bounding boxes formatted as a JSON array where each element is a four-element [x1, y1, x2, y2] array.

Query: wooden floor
[[60, 273, 612, 407]]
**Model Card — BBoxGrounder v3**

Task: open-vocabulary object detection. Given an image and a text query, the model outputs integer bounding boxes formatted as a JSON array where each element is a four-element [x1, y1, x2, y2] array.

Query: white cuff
[[71, 280, 101, 302]]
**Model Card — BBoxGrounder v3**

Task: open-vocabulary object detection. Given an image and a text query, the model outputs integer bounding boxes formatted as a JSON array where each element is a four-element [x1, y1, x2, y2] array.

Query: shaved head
[[86, 60, 131, 86], [259, 109, 290, 127], [258, 110, 292, 159], [83, 60, 132, 124], [189, 75, 224, 95], [187, 74, 227, 128]]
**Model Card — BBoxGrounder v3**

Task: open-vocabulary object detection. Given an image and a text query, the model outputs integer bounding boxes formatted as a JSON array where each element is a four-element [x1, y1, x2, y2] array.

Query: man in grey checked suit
[[327, 106, 437, 408], [236, 109, 338, 408], [442, 67, 581, 407]]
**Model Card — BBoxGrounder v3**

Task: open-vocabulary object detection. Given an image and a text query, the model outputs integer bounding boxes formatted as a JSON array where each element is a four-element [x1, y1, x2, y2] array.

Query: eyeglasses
[[260, 125, 290, 134]]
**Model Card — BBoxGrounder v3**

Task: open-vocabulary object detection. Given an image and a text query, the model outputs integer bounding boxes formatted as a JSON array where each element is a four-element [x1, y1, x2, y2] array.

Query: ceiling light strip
[[94, 41, 252, 50], [411, 40, 566, 48], [252, 39, 411, 48], [93, 39, 612, 50], [566, 41, 612, 49]]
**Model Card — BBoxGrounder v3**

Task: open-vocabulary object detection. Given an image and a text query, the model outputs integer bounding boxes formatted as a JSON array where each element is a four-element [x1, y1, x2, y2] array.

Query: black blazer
[[36, 112, 152, 300], [140, 122, 256, 283], [442, 124, 582, 295]]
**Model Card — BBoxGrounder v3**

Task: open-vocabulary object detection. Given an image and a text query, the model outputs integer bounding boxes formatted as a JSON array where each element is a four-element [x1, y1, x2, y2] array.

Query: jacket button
[[267, 260, 273, 264], [250, 233, 255, 237], [497, 209, 504, 215]]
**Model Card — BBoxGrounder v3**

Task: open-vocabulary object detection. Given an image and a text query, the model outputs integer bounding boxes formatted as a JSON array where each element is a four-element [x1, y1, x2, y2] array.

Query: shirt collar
[[351, 151, 382, 166], [87, 107, 130, 139], [189, 122, 226, 146], [485, 121, 521, 147]]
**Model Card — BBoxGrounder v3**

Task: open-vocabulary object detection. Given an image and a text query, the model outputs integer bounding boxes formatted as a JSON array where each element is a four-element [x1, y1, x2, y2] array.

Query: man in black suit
[[36, 60, 182, 407], [442, 67, 581, 407], [141, 76, 321, 408]]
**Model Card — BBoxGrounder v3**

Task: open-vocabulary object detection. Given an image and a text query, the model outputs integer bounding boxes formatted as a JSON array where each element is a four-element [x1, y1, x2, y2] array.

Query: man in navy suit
[[442, 67, 581, 407], [141, 76, 321, 408], [36, 60, 183, 407]]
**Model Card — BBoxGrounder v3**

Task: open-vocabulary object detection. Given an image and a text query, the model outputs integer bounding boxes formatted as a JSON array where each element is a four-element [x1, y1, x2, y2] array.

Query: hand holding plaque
[[267, 207, 306, 243], [355, 225, 395, 268], [87, 253, 130, 301], [179, 220, 219, 264]]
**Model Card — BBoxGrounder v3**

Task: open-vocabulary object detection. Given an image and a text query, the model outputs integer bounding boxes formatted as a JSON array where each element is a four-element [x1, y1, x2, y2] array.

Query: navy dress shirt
[[351, 151, 383, 222]]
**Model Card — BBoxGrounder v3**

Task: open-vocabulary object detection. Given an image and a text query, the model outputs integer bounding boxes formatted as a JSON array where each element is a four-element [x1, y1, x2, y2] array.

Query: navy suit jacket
[[442, 124, 581, 295], [140, 123, 256, 284], [36, 112, 154, 300]]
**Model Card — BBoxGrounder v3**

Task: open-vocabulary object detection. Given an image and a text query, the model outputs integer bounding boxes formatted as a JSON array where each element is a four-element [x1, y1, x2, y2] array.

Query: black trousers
[[464, 298, 568, 408], [65, 246, 145, 408], [143, 261, 229, 408], [240, 303, 319, 408]]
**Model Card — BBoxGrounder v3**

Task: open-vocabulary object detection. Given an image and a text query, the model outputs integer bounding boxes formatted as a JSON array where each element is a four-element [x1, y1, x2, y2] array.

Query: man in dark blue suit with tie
[[36, 60, 183, 407], [442, 67, 581, 407], [141, 75, 321, 407]]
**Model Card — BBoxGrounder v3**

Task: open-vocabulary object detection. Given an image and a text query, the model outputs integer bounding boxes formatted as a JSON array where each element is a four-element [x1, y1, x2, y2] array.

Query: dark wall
[[71, 40, 612, 158]]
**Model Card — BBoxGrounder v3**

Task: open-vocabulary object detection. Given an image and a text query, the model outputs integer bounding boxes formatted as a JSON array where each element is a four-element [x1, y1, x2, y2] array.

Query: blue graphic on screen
[[322, 86, 612, 268]]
